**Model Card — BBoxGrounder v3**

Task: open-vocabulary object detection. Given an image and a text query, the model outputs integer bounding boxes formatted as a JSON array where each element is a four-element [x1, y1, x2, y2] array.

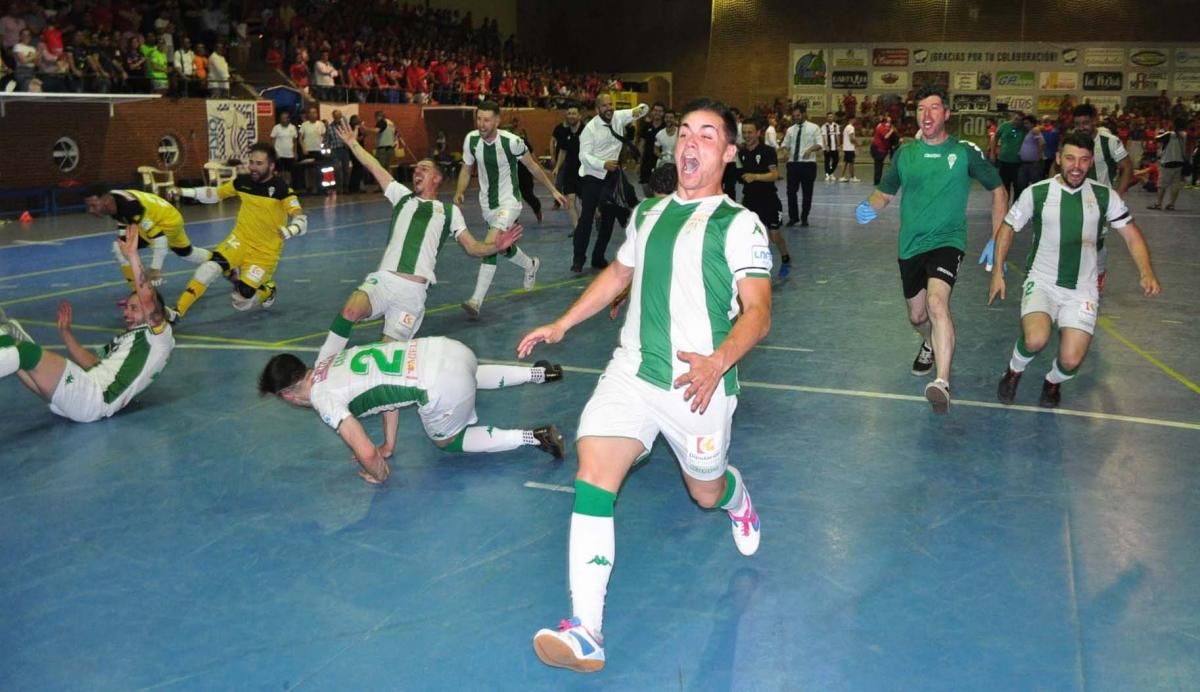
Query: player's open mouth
[[681, 155, 700, 174]]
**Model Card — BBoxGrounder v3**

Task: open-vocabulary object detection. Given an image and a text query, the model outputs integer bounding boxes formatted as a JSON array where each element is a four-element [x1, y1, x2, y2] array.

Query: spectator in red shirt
[[289, 49, 310, 93], [842, 91, 857, 118], [266, 41, 284, 72]]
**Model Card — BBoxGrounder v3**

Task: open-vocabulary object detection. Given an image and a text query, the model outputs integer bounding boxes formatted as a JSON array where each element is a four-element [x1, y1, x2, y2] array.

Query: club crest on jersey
[[268, 186, 275, 197], [948, 153, 958, 169]]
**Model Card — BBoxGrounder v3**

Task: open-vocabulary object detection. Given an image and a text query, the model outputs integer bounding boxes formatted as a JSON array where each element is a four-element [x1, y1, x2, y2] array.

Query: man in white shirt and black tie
[[820, 111, 842, 182], [778, 103, 822, 226], [572, 94, 649, 273]]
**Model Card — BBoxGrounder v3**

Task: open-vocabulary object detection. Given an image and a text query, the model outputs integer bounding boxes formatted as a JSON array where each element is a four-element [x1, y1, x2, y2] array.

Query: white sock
[[470, 263, 497, 305], [460, 425, 525, 452], [184, 246, 213, 265], [316, 333, 348, 365], [720, 465, 749, 514], [506, 246, 534, 271], [474, 364, 533, 389], [1009, 342, 1035, 373], [0, 346, 18, 378], [569, 513, 614, 636], [1046, 359, 1077, 384]]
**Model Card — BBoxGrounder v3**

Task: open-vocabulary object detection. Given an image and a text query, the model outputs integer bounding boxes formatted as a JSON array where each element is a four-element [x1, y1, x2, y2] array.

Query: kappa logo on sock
[[586, 555, 611, 567]]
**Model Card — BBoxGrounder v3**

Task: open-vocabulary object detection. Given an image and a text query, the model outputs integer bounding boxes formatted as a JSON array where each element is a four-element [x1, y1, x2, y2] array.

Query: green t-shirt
[[995, 121, 1026, 163], [147, 47, 167, 80], [878, 136, 1002, 259]]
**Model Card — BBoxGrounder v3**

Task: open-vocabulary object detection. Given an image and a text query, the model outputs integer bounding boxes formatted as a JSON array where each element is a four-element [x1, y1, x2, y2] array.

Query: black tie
[[794, 125, 801, 162]]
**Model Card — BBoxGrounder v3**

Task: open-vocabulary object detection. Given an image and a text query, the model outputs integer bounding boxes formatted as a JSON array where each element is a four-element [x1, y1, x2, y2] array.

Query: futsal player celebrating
[[258, 338, 566, 485], [989, 132, 1161, 407], [84, 185, 212, 287], [170, 143, 308, 318], [518, 98, 772, 674], [856, 85, 1007, 413]]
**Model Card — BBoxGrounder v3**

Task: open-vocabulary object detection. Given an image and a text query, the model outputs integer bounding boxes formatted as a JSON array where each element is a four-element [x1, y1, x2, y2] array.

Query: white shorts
[[577, 360, 738, 481], [1021, 277, 1098, 335], [48, 361, 118, 422], [418, 339, 479, 441], [482, 202, 522, 232], [358, 271, 428, 341]]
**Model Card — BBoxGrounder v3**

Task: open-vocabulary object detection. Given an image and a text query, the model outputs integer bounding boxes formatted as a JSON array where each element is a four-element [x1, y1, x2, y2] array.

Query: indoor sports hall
[[2, 0, 1199, 689]]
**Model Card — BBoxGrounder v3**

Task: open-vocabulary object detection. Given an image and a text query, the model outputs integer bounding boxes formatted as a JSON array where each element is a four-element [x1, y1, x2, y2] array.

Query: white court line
[[757, 344, 815, 353], [523, 481, 575, 494], [12, 239, 64, 246]]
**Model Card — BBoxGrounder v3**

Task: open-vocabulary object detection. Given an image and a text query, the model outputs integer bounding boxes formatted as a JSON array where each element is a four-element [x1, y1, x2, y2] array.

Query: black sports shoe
[[533, 425, 566, 459], [570, 264, 583, 273], [997, 368, 1022, 404], [911, 342, 935, 376], [534, 360, 563, 382], [1039, 380, 1061, 408]]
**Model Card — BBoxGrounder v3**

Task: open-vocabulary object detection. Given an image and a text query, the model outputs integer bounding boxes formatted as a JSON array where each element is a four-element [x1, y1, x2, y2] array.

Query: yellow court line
[[1, 260, 115, 282], [1097, 316, 1200, 396], [271, 275, 590, 345], [19, 318, 303, 348]]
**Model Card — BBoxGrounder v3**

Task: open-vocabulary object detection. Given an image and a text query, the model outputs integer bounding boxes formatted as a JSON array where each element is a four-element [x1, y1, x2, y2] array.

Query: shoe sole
[[539, 425, 566, 459], [533, 634, 604, 673], [524, 258, 540, 290], [911, 366, 934, 377], [461, 302, 480, 320], [925, 384, 950, 414]]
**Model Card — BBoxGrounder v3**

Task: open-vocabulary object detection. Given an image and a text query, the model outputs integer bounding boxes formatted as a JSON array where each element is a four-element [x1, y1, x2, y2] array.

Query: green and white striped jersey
[[1004, 176, 1132, 291], [92, 323, 174, 410], [614, 194, 773, 397], [379, 181, 467, 283], [1088, 129, 1128, 187], [310, 338, 452, 431], [462, 129, 527, 210]]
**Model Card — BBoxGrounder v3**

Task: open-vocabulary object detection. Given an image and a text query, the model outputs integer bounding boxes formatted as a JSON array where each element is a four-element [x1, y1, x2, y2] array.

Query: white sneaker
[[728, 490, 761, 556], [524, 256, 541, 290], [925, 378, 951, 414], [461, 299, 481, 319], [0, 310, 33, 343], [533, 617, 606, 673], [838, 177, 849, 182], [850, 177, 861, 183]]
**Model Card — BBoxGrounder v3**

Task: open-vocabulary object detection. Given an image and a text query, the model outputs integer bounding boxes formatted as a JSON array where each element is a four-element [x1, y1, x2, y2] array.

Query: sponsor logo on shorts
[[685, 434, 722, 476], [586, 555, 612, 567], [246, 265, 266, 282], [936, 266, 955, 278]]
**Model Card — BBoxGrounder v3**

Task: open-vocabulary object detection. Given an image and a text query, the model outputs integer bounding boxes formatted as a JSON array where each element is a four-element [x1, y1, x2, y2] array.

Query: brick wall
[[0, 99, 274, 191]]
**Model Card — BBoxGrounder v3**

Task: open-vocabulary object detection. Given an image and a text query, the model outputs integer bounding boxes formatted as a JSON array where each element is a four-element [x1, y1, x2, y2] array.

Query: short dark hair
[[419, 158, 447, 178], [652, 101, 665, 110], [1022, 114, 1038, 126], [1072, 103, 1097, 119], [649, 163, 677, 196], [680, 97, 738, 143], [742, 117, 763, 132], [1061, 131, 1094, 153], [1174, 117, 1187, 131], [914, 85, 949, 107], [83, 183, 110, 199], [258, 354, 308, 395], [792, 102, 807, 114], [478, 100, 501, 115], [250, 142, 278, 164]]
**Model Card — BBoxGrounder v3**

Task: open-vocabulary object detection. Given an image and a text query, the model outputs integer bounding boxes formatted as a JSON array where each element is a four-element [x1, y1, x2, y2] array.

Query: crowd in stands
[[0, 0, 621, 107], [268, 3, 619, 108], [1, 0, 244, 95]]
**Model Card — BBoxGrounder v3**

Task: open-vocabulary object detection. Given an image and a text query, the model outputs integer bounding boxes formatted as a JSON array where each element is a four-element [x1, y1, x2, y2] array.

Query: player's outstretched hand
[[979, 238, 995, 271], [453, 191, 465, 205], [57, 300, 73, 332], [334, 121, 357, 146], [855, 200, 877, 225], [495, 223, 524, 253], [674, 350, 726, 414], [517, 322, 565, 359], [987, 273, 1006, 305], [119, 224, 140, 258], [358, 462, 390, 486], [1141, 273, 1162, 297], [552, 189, 568, 208]]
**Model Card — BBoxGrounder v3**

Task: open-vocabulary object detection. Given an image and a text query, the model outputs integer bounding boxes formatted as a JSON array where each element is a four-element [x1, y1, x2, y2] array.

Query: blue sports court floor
[[2, 178, 1198, 690]]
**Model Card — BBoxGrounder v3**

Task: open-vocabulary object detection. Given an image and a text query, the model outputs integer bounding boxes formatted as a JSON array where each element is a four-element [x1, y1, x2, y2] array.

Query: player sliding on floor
[[83, 185, 213, 287], [259, 338, 567, 485]]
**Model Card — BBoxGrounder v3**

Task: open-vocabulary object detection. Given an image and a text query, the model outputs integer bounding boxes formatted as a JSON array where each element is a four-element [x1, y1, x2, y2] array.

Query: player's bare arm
[[1116, 222, 1162, 296], [56, 300, 101, 368], [453, 162, 473, 205], [337, 416, 391, 485], [122, 224, 166, 328], [459, 223, 523, 257], [336, 121, 393, 189], [520, 151, 568, 207], [987, 222, 1016, 304]]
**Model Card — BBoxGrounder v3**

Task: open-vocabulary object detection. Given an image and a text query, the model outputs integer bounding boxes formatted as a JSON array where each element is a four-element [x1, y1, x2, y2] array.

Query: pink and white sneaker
[[533, 617, 605, 673], [729, 492, 761, 556]]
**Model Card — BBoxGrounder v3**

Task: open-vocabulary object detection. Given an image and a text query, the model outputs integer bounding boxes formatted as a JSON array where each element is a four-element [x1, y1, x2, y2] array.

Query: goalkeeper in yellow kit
[[83, 186, 212, 287], [171, 143, 308, 318]]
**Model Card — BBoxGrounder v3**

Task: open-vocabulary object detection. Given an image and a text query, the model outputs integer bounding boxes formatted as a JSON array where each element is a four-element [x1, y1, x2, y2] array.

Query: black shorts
[[897, 246, 965, 299], [560, 168, 580, 195], [743, 196, 782, 230], [842, 151, 856, 163]]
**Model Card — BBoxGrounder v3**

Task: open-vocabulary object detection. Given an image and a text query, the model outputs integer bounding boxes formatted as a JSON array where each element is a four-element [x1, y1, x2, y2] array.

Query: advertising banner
[[831, 48, 870, 68], [911, 71, 950, 89], [1084, 48, 1125, 68], [1082, 72, 1123, 91], [872, 71, 908, 89], [872, 48, 909, 67], [952, 94, 991, 113], [791, 48, 828, 87], [1039, 72, 1078, 90], [832, 71, 869, 90], [207, 100, 257, 163], [995, 71, 1035, 89], [1128, 71, 1169, 90]]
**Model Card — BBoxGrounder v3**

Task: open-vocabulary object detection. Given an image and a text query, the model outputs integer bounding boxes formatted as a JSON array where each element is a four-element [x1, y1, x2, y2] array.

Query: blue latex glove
[[855, 200, 878, 225], [978, 238, 1007, 275]]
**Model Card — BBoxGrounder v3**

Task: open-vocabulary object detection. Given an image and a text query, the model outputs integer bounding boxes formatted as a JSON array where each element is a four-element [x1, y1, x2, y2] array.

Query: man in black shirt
[[739, 118, 791, 278], [637, 102, 665, 186], [551, 104, 583, 229]]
